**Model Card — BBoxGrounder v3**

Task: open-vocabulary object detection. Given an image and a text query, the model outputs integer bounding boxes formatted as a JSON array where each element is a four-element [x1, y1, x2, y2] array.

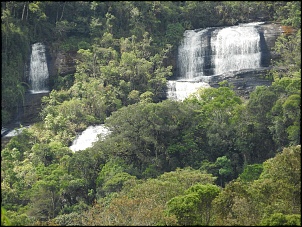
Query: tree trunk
[[51, 190, 56, 219], [21, 2, 26, 21], [60, 2, 66, 21], [26, 2, 29, 21]]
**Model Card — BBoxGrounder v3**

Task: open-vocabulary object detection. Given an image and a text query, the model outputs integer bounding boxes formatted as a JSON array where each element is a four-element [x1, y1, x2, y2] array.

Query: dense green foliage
[[1, 1, 300, 226]]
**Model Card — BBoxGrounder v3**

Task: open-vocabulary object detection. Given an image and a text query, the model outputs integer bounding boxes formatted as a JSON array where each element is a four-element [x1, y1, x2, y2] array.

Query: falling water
[[1, 125, 30, 137], [167, 22, 264, 101], [29, 43, 49, 93], [69, 125, 111, 152], [167, 28, 213, 101], [177, 29, 212, 79], [167, 80, 210, 101], [212, 24, 261, 75]]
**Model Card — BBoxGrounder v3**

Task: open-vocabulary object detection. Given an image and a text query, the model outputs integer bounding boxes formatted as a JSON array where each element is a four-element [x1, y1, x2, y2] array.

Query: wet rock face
[[209, 68, 273, 99], [47, 23, 284, 79], [21, 92, 49, 124], [52, 50, 78, 76], [47, 23, 284, 81], [2, 92, 48, 141], [14, 46, 77, 127], [258, 23, 284, 66]]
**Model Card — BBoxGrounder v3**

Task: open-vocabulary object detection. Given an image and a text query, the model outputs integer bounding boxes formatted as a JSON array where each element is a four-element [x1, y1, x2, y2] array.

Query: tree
[[27, 164, 62, 221], [215, 156, 233, 187], [272, 29, 301, 78], [1, 207, 11, 226], [238, 163, 263, 183], [274, 1, 301, 28], [166, 183, 220, 225], [102, 100, 199, 173], [257, 145, 301, 211], [185, 86, 242, 170], [81, 167, 216, 225], [233, 85, 281, 166], [260, 213, 301, 226], [95, 158, 136, 197], [213, 180, 260, 226], [213, 145, 301, 226]]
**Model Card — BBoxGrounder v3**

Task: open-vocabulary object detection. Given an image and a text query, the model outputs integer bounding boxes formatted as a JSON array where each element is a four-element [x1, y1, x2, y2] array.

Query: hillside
[[1, 1, 300, 226]]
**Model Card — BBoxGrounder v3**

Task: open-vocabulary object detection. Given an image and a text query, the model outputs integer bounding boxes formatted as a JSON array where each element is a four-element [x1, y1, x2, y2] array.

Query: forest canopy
[[1, 1, 301, 226]]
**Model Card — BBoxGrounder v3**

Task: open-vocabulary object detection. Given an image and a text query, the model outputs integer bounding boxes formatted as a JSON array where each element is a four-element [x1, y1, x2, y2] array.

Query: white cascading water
[[29, 43, 49, 93], [1, 125, 30, 138], [167, 81, 210, 101], [177, 30, 207, 79], [69, 125, 111, 152], [167, 22, 263, 101], [213, 24, 261, 75], [167, 29, 212, 101]]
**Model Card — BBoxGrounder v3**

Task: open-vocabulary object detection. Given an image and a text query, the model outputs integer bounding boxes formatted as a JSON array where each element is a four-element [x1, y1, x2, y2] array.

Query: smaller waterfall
[[177, 29, 212, 79], [29, 43, 49, 93], [1, 125, 30, 138], [69, 125, 111, 152], [169, 29, 212, 101]]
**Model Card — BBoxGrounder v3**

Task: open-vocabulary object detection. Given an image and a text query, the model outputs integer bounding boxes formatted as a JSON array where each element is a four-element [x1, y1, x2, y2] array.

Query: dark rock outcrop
[[53, 50, 78, 76], [209, 68, 272, 99], [21, 92, 49, 124], [12, 48, 78, 128], [258, 22, 284, 66]]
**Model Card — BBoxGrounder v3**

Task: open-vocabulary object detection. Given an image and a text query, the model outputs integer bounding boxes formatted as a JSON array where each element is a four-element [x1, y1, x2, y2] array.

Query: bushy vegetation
[[1, 1, 300, 226]]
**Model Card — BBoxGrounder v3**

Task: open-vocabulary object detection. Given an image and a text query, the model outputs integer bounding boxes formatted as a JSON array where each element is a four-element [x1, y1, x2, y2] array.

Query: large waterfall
[[29, 43, 49, 93], [167, 22, 265, 101]]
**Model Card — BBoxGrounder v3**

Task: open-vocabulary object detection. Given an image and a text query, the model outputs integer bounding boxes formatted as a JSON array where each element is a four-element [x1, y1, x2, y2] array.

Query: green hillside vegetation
[[1, 1, 300, 226]]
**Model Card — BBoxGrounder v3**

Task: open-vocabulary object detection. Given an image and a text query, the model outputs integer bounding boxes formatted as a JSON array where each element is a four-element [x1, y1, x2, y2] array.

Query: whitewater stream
[[69, 125, 111, 152]]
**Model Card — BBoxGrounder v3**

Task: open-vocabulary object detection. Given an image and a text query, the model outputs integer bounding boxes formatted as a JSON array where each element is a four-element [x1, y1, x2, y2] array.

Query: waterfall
[[2, 43, 49, 136], [168, 22, 264, 101], [69, 125, 111, 152], [212, 24, 261, 75], [167, 28, 213, 101], [29, 43, 49, 93], [177, 29, 213, 79], [1, 125, 30, 138]]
